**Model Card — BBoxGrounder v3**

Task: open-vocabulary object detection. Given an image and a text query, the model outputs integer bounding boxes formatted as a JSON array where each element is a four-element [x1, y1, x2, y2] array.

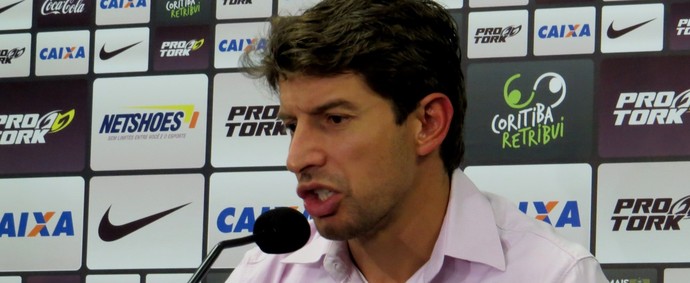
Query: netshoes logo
[[0, 47, 25, 64], [39, 46, 86, 60], [165, 0, 200, 18], [537, 24, 591, 39], [98, 105, 199, 140], [225, 105, 287, 137], [518, 200, 581, 228], [159, 39, 204, 57], [677, 18, 690, 36], [0, 211, 75, 237], [0, 110, 75, 145], [99, 0, 146, 9], [216, 206, 308, 233], [613, 90, 690, 126], [217, 38, 266, 53], [492, 72, 566, 149], [474, 26, 521, 44], [611, 196, 690, 231], [41, 0, 85, 15]]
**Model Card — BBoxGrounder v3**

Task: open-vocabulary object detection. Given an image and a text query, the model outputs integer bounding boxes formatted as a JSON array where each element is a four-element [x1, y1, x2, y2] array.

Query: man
[[227, 0, 608, 282]]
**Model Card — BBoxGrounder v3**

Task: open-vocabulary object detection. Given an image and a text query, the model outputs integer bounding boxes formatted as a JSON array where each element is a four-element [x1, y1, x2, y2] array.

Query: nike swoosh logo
[[98, 202, 191, 242], [0, 0, 24, 15], [99, 41, 142, 60], [607, 18, 655, 39]]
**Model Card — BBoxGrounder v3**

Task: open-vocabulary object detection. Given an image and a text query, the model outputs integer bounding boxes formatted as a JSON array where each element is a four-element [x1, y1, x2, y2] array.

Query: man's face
[[278, 73, 420, 240]]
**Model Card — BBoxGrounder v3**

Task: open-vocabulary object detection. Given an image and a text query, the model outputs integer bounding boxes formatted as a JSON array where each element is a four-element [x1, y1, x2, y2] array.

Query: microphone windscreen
[[253, 207, 311, 254]]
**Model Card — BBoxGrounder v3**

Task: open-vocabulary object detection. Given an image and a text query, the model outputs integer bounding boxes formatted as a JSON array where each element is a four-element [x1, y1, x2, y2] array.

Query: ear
[[414, 93, 453, 157]]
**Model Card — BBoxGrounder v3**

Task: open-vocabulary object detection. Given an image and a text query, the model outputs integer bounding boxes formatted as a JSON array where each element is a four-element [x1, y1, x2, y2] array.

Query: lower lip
[[303, 193, 342, 218]]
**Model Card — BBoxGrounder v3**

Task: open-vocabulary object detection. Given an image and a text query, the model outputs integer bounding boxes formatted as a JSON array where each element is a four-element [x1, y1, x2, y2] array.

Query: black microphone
[[187, 207, 311, 283]]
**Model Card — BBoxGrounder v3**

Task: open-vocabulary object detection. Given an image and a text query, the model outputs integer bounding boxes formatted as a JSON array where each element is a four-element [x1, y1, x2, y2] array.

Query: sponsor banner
[[435, 0, 462, 9], [0, 0, 32, 31], [96, 0, 150, 26], [26, 275, 80, 283], [468, 0, 527, 8], [669, 2, 690, 51], [0, 177, 84, 271], [35, 30, 90, 76], [211, 73, 290, 168], [598, 56, 690, 158], [597, 162, 690, 263], [665, 268, 690, 283], [277, 0, 319, 16], [153, 25, 210, 71], [603, 268, 657, 283], [87, 174, 204, 269], [214, 22, 268, 69], [467, 10, 528, 58], [154, 0, 210, 24], [465, 60, 593, 164], [86, 275, 139, 283], [535, 0, 593, 3], [91, 74, 207, 171], [601, 4, 664, 53], [0, 80, 88, 174], [465, 164, 592, 249], [34, 0, 92, 28], [208, 171, 303, 268], [146, 273, 191, 283], [216, 0, 271, 19], [533, 7, 595, 56], [0, 33, 30, 78], [94, 27, 149, 74], [0, 277, 20, 283]]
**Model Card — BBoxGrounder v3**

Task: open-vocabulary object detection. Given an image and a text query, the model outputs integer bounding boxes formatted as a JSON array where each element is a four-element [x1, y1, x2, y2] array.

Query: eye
[[283, 121, 296, 134], [327, 115, 347, 124]]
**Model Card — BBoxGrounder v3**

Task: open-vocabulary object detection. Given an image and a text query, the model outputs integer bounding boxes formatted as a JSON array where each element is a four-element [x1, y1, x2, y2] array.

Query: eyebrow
[[278, 99, 358, 120]]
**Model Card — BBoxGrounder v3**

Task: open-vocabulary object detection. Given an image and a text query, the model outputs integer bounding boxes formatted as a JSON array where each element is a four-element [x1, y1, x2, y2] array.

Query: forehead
[[277, 73, 385, 114]]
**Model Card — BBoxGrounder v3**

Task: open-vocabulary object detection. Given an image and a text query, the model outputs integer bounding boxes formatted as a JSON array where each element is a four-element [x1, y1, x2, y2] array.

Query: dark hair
[[243, 0, 466, 174]]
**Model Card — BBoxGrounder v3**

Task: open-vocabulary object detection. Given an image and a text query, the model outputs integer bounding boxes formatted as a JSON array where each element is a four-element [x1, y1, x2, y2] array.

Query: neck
[[347, 163, 451, 282]]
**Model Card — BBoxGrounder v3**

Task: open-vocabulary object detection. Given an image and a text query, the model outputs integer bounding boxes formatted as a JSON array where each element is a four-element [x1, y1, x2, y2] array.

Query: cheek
[[349, 130, 416, 192]]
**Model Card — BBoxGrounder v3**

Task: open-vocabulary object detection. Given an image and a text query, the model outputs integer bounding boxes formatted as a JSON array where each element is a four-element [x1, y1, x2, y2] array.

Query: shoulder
[[484, 191, 590, 258], [225, 221, 330, 283], [225, 247, 290, 283], [483, 192, 607, 281]]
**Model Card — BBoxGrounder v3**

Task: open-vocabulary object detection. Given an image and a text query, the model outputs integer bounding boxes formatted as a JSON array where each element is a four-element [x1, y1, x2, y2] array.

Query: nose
[[285, 123, 326, 174]]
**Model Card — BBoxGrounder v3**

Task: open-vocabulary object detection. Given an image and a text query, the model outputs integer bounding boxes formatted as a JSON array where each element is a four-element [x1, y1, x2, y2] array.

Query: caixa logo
[[611, 196, 690, 231], [216, 206, 309, 233], [0, 211, 75, 237], [518, 200, 581, 228], [39, 46, 86, 60], [217, 38, 267, 53], [99, 0, 147, 9]]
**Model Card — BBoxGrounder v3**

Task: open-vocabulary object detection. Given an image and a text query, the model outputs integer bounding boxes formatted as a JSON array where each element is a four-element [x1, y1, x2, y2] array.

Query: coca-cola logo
[[41, 0, 85, 15]]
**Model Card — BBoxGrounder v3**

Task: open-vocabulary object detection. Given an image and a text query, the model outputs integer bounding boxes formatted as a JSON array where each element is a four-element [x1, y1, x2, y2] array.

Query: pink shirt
[[226, 170, 608, 282]]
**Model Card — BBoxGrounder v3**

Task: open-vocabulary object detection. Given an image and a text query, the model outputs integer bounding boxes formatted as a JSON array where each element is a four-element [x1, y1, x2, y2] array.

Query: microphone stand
[[187, 235, 256, 283]]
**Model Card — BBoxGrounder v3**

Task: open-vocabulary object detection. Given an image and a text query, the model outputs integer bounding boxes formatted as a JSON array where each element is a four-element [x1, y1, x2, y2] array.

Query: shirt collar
[[438, 169, 506, 271], [281, 169, 507, 271], [282, 224, 335, 264]]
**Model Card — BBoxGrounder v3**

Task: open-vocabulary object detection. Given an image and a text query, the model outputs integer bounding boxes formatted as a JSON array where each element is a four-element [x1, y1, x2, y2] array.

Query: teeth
[[315, 189, 333, 201]]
